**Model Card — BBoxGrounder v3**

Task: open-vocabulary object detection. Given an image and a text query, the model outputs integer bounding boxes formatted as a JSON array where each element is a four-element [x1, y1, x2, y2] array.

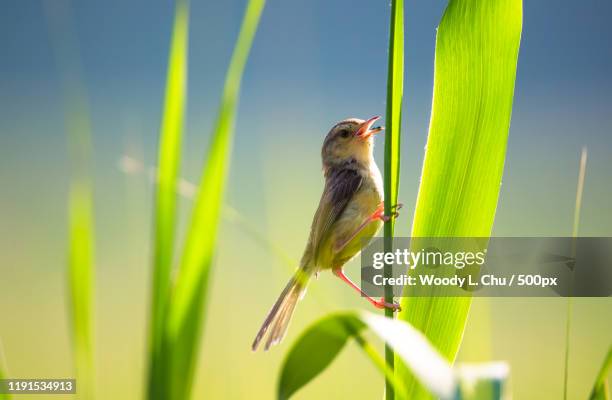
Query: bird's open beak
[[355, 116, 384, 140]]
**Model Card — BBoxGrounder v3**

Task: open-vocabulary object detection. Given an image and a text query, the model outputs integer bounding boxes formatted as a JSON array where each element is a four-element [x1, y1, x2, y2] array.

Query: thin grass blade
[[0, 339, 9, 400], [67, 182, 95, 399], [397, 0, 522, 398], [43, 1, 96, 397], [590, 345, 612, 400], [223, 205, 297, 270], [563, 146, 588, 400], [160, 0, 266, 398], [147, 1, 190, 396]]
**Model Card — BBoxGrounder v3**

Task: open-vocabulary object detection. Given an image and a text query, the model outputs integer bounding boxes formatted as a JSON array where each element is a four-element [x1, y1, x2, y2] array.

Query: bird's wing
[[306, 167, 363, 267]]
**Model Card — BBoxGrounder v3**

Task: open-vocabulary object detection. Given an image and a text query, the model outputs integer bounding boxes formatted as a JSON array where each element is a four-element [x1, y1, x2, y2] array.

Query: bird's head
[[321, 116, 384, 168]]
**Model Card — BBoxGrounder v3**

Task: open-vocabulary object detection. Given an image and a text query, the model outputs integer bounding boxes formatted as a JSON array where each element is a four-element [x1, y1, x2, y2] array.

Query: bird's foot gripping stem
[[333, 269, 401, 312], [372, 202, 403, 223], [371, 297, 402, 311]]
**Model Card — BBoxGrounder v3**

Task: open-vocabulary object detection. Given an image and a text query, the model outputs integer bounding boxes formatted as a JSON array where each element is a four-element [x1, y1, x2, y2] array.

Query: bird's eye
[[339, 129, 351, 138]]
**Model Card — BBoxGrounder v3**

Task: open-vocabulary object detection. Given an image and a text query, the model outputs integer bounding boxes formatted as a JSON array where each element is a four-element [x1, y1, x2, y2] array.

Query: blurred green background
[[0, 0, 611, 399]]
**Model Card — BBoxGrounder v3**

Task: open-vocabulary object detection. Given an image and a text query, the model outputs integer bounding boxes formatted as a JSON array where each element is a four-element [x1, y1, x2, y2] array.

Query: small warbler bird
[[252, 116, 401, 351]]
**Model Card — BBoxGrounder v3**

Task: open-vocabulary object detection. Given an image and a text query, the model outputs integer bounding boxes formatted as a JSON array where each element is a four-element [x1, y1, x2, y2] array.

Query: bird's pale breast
[[325, 166, 383, 269]]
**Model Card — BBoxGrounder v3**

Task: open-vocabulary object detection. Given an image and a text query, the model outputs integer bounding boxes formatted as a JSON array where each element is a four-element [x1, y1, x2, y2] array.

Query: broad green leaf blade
[[278, 313, 366, 400], [148, 1, 189, 395], [590, 346, 612, 400], [160, 0, 266, 398], [397, 0, 522, 398], [383, 0, 404, 397], [277, 312, 431, 400], [278, 312, 508, 400], [278, 311, 508, 399]]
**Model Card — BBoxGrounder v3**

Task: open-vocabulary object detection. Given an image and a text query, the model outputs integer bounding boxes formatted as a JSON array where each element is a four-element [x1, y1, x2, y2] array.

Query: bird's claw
[[372, 202, 402, 222], [373, 298, 402, 312], [377, 203, 403, 222]]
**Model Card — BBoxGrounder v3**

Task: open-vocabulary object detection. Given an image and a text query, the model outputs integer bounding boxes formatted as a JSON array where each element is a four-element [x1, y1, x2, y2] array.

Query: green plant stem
[[383, 0, 404, 398], [383, 259, 395, 400]]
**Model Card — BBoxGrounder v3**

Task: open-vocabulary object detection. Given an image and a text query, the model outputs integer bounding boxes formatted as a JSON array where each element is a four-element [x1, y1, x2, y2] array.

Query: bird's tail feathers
[[251, 269, 311, 351]]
